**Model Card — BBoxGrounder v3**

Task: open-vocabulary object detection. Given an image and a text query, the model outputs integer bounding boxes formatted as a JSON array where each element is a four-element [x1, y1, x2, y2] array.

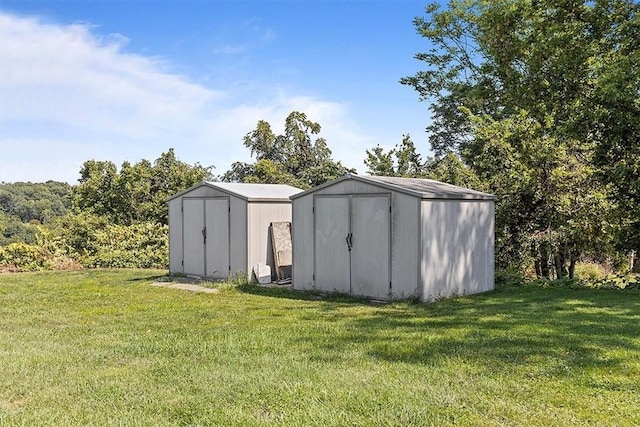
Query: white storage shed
[[290, 175, 495, 302], [168, 182, 301, 279]]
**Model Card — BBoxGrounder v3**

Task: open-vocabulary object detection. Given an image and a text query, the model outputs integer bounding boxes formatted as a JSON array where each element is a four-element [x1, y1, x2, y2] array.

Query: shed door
[[183, 198, 206, 276], [350, 195, 390, 299], [205, 198, 230, 279], [314, 196, 350, 293], [182, 197, 230, 278], [313, 194, 391, 299]]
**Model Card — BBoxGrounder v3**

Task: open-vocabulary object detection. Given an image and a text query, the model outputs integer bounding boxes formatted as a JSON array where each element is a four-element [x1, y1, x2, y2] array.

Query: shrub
[[0, 243, 46, 271], [0, 221, 38, 245], [83, 222, 168, 269], [574, 262, 607, 281], [495, 268, 527, 287]]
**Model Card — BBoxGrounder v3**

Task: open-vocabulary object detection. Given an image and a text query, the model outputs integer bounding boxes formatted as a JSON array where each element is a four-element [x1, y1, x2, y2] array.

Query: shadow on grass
[[285, 285, 640, 380], [236, 283, 377, 305], [127, 274, 169, 284]]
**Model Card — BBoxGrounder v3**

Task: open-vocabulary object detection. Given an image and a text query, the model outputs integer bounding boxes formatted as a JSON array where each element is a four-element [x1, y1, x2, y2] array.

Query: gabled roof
[[169, 181, 302, 202], [290, 174, 495, 200]]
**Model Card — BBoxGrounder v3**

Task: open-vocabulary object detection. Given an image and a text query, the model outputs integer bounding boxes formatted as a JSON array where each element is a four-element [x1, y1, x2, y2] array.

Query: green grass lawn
[[0, 270, 638, 426]]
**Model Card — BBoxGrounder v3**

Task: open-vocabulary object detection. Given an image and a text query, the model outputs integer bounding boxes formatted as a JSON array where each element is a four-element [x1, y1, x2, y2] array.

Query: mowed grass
[[0, 270, 638, 426]]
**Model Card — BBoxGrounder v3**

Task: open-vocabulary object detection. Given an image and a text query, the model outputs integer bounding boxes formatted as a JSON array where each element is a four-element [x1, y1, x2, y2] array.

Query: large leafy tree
[[73, 149, 213, 225], [401, 0, 639, 275], [365, 134, 424, 178], [222, 111, 353, 188], [364, 134, 486, 190]]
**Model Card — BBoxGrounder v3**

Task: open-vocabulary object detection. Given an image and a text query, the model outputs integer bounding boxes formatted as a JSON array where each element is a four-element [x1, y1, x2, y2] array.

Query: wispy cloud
[[0, 12, 371, 183]]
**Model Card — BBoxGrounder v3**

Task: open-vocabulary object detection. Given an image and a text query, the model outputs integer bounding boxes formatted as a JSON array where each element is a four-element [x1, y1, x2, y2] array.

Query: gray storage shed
[[290, 175, 495, 301], [168, 182, 301, 279]]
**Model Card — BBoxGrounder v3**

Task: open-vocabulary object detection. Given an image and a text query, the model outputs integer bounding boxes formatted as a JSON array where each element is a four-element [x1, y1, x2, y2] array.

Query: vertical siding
[[420, 200, 495, 301], [229, 197, 247, 277], [168, 198, 183, 274], [389, 192, 420, 299], [170, 184, 297, 279], [291, 194, 314, 290], [291, 181, 373, 291], [314, 180, 386, 195], [247, 202, 292, 279], [292, 181, 421, 299]]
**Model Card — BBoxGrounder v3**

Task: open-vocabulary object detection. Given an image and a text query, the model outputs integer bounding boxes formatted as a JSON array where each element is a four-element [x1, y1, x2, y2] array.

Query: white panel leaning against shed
[[168, 181, 302, 281], [290, 174, 496, 303]]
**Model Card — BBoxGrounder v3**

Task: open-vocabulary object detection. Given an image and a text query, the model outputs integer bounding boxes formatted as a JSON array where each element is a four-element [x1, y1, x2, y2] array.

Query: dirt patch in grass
[[150, 278, 219, 293]]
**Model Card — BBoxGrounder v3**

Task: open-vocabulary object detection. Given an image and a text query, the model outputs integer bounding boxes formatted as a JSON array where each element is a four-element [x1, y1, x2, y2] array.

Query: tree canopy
[[0, 181, 71, 224], [73, 149, 213, 225], [398, 0, 639, 275], [222, 111, 353, 189]]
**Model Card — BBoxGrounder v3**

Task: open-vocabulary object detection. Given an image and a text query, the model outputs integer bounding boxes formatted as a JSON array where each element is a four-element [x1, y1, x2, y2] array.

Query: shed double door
[[314, 194, 391, 299], [182, 197, 230, 278]]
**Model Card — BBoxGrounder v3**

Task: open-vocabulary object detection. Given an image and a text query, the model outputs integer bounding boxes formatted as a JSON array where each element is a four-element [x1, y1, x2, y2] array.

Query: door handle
[[346, 233, 353, 251], [202, 227, 207, 244]]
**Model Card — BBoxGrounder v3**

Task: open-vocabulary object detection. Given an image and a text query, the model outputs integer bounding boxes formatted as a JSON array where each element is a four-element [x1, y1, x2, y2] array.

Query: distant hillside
[[0, 181, 72, 223]]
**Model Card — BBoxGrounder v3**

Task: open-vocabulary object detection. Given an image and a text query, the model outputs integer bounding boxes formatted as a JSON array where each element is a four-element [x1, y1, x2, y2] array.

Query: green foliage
[[0, 243, 46, 271], [496, 263, 639, 291], [0, 181, 71, 223], [422, 152, 487, 190], [0, 213, 38, 245], [73, 149, 213, 225], [222, 111, 353, 188], [574, 262, 608, 281], [365, 136, 487, 193], [49, 212, 111, 256], [226, 159, 307, 188], [364, 134, 424, 177], [494, 268, 527, 287], [401, 0, 639, 275], [0, 230, 80, 272], [1, 213, 168, 271], [84, 222, 168, 269]]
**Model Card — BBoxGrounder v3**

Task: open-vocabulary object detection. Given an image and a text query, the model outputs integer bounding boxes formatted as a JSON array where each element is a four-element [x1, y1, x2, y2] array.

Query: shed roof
[[169, 181, 302, 202], [290, 174, 495, 200]]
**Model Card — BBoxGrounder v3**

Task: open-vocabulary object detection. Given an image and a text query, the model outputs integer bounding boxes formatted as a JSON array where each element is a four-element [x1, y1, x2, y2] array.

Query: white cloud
[[0, 12, 373, 184]]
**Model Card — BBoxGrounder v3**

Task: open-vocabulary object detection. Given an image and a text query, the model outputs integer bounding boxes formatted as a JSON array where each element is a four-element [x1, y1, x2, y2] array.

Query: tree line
[[1, 0, 638, 277], [369, 0, 639, 277]]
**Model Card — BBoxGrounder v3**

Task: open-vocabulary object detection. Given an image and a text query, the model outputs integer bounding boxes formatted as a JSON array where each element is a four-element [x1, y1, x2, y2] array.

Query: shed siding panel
[[389, 192, 420, 299], [314, 196, 351, 293], [350, 194, 391, 299], [229, 197, 247, 277], [311, 180, 385, 196], [247, 202, 292, 279], [182, 199, 206, 276], [291, 194, 314, 290], [205, 198, 230, 279], [420, 200, 494, 301], [168, 198, 183, 274], [183, 186, 221, 198]]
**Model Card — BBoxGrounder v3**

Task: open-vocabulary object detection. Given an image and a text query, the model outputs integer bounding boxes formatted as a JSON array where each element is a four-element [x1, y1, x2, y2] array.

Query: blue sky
[[0, 0, 437, 183]]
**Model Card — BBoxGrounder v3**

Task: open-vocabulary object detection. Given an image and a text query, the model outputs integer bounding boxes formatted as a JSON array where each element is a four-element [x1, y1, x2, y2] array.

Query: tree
[[73, 149, 213, 225], [589, 4, 640, 261], [365, 135, 487, 191], [401, 0, 639, 276], [365, 134, 424, 177], [423, 152, 487, 191], [147, 149, 213, 223], [0, 181, 72, 224], [222, 111, 353, 188]]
